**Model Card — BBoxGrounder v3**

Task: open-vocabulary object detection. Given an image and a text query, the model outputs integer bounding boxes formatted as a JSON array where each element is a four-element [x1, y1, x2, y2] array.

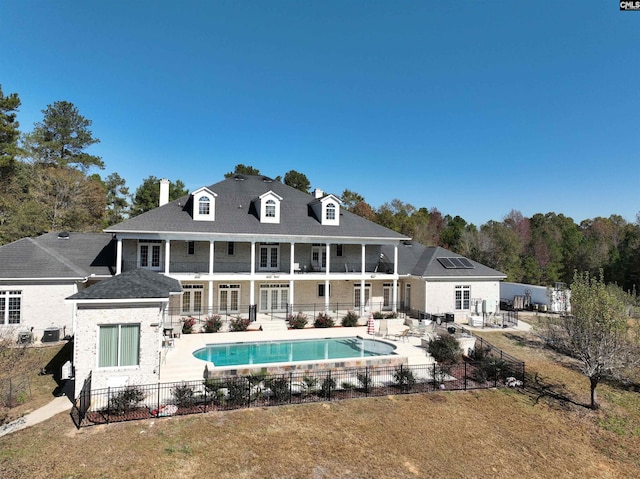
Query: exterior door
[[181, 284, 203, 314], [259, 245, 279, 271], [259, 284, 289, 312], [404, 283, 411, 310], [139, 242, 162, 270], [311, 245, 326, 271], [218, 284, 240, 313]]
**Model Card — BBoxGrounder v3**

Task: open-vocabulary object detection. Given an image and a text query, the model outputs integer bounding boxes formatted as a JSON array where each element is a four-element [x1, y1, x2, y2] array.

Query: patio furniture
[[376, 318, 389, 338], [389, 329, 410, 342]]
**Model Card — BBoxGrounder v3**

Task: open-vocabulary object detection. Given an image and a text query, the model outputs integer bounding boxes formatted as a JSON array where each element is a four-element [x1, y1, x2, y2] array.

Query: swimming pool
[[193, 336, 396, 367]]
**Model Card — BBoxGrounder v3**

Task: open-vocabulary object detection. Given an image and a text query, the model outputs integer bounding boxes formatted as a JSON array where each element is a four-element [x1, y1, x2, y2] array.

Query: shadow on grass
[[521, 370, 591, 410], [42, 340, 73, 399]]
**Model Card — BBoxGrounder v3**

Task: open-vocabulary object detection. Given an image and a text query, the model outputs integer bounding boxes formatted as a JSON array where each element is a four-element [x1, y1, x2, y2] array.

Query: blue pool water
[[193, 337, 396, 367]]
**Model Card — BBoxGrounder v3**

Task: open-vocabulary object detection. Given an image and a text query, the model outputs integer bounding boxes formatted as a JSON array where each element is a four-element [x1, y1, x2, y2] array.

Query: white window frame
[[455, 285, 471, 310], [0, 290, 21, 325], [382, 283, 393, 310], [218, 284, 240, 313], [326, 202, 336, 220], [198, 196, 211, 215], [354, 283, 371, 308], [311, 244, 326, 271], [259, 191, 282, 224], [97, 324, 140, 369], [138, 241, 162, 271], [259, 244, 280, 271], [181, 284, 204, 314]]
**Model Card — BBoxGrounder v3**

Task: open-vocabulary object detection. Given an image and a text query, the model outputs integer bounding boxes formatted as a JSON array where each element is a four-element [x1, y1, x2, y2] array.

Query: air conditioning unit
[[42, 327, 60, 343], [17, 331, 33, 344]]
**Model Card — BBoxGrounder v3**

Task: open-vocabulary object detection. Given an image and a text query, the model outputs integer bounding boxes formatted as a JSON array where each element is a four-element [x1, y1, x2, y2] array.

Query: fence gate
[[71, 372, 92, 428]]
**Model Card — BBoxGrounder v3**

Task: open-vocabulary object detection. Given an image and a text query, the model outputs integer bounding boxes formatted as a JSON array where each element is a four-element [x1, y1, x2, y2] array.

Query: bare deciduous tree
[[543, 271, 640, 409]]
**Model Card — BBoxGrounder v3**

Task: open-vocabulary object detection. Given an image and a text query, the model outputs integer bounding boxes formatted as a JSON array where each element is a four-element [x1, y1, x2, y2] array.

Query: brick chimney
[[159, 178, 170, 206]]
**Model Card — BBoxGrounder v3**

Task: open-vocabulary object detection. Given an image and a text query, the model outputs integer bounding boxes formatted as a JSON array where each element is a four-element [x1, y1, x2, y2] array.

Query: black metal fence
[[72, 354, 525, 428]]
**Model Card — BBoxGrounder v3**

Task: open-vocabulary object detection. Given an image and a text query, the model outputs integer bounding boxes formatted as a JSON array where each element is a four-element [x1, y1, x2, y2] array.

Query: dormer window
[[191, 187, 217, 222], [257, 191, 282, 224], [265, 199, 276, 218], [310, 194, 341, 226], [199, 196, 211, 215], [326, 203, 336, 220]]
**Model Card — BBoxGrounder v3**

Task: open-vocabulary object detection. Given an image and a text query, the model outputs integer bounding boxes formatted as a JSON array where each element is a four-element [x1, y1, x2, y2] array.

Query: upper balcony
[[120, 260, 394, 276]]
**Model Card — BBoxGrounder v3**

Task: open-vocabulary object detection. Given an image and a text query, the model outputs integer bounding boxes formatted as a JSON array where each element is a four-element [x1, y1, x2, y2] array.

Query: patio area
[[159, 318, 434, 383]]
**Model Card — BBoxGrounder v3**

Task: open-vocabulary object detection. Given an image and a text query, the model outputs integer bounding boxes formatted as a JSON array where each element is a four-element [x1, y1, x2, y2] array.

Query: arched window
[[265, 199, 276, 217], [199, 196, 210, 215], [326, 203, 336, 220]]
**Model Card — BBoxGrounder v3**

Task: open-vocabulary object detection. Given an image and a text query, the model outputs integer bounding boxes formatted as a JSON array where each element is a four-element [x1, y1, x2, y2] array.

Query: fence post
[[289, 372, 293, 404], [156, 383, 161, 417], [433, 363, 437, 391], [464, 362, 467, 390]]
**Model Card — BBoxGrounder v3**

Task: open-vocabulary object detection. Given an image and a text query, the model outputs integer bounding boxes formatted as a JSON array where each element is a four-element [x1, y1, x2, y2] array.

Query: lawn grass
[[1, 326, 639, 478]]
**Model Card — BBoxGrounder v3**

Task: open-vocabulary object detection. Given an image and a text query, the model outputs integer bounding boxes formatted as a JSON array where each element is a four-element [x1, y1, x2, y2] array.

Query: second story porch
[[116, 238, 398, 277]]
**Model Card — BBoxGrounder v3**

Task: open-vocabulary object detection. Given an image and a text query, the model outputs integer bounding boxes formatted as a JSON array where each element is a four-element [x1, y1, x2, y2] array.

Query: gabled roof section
[[382, 242, 506, 279], [106, 175, 408, 242], [0, 232, 116, 280], [67, 269, 181, 301]]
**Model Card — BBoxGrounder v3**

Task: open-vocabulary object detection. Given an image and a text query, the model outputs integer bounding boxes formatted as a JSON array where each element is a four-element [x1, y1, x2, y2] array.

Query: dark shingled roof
[[67, 268, 181, 301], [0, 232, 116, 279], [382, 242, 506, 279], [106, 175, 409, 241]]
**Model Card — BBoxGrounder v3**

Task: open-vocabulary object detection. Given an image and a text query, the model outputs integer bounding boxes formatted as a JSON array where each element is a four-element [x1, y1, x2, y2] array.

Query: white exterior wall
[[426, 280, 501, 322], [0, 282, 77, 341], [73, 302, 164, 397]]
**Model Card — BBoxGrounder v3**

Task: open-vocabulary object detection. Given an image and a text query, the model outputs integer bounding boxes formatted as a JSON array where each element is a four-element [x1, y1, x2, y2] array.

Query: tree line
[[1, 85, 639, 292]]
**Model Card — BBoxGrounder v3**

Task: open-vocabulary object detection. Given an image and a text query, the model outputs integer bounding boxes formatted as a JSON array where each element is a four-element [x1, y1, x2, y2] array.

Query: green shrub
[[356, 371, 373, 393], [229, 316, 250, 332], [372, 311, 384, 319], [266, 377, 291, 403], [181, 316, 197, 334], [314, 312, 334, 328], [341, 310, 360, 327], [108, 386, 145, 415], [202, 314, 223, 333], [393, 366, 416, 392], [427, 335, 462, 364], [287, 312, 308, 329], [172, 383, 195, 408], [203, 379, 226, 405], [384, 311, 398, 319], [320, 376, 336, 398], [301, 375, 319, 396], [227, 377, 250, 406]]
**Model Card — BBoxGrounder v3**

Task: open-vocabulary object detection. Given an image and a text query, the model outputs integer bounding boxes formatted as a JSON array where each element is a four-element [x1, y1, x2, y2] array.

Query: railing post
[[156, 383, 161, 417], [464, 362, 467, 390]]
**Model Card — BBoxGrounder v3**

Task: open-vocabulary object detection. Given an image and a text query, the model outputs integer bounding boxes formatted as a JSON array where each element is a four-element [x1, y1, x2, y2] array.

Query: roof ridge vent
[[58, 232, 70, 240], [234, 175, 245, 181], [262, 176, 273, 183]]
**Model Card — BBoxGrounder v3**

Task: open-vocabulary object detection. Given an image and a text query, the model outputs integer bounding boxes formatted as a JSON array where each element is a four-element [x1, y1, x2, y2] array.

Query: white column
[[325, 279, 330, 312], [164, 240, 170, 274], [393, 279, 398, 313], [208, 280, 214, 314], [325, 242, 330, 276], [393, 244, 399, 312], [250, 242, 256, 306], [116, 238, 122, 275], [289, 242, 295, 310], [360, 244, 366, 316], [424, 279, 428, 315], [209, 241, 214, 275]]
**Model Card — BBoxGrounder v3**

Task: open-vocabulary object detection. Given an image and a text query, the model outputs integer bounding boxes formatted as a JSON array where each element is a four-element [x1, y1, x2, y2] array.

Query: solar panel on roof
[[438, 257, 475, 269], [438, 257, 456, 269], [450, 257, 465, 268], [458, 257, 474, 268]]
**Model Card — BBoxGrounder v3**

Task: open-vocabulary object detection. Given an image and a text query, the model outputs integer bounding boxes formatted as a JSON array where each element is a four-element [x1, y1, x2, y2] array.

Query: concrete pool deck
[[159, 319, 433, 383], [158, 318, 532, 383]]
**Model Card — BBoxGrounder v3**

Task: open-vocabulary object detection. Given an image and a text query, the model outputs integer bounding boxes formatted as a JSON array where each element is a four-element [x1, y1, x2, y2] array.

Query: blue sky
[[2, 1, 638, 226]]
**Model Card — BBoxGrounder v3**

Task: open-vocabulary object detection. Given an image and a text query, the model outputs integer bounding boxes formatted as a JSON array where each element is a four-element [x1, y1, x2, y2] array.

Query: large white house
[[0, 174, 506, 395]]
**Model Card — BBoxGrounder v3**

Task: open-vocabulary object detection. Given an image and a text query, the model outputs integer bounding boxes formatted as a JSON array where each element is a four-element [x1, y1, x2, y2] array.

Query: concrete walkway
[[0, 382, 73, 438]]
